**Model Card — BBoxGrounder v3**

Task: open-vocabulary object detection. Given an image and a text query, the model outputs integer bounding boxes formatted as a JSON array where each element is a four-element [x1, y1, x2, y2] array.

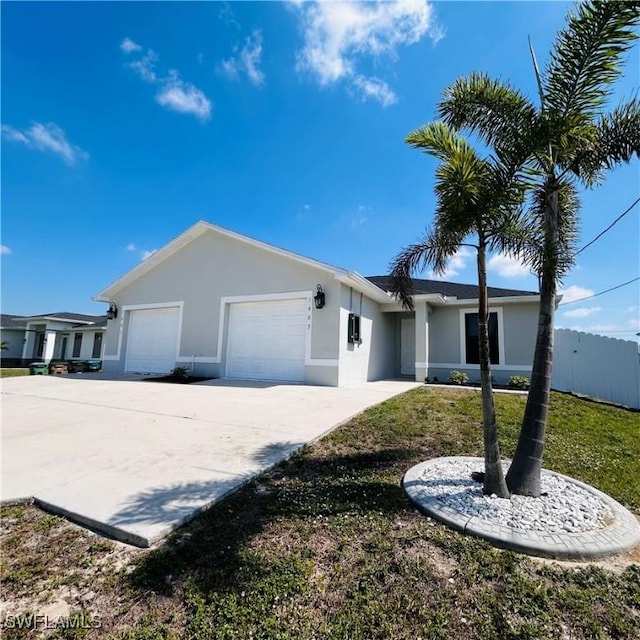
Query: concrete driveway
[[1, 375, 419, 546]]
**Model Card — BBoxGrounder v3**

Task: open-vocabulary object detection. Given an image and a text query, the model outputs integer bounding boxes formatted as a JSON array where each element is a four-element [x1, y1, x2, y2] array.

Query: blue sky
[[2, 1, 638, 340]]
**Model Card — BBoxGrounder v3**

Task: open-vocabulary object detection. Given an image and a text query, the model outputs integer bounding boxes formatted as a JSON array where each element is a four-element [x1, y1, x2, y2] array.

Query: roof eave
[[95, 220, 349, 301], [336, 272, 392, 303], [443, 294, 540, 305]]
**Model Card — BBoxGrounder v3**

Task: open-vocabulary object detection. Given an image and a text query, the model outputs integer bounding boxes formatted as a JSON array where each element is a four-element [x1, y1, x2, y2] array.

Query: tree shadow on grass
[[108, 441, 309, 533], [126, 443, 423, 597]]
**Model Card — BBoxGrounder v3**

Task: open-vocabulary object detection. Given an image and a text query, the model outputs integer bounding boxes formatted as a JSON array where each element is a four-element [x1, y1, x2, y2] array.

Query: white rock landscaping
[[403, 456, 640, 559], [416, 458, 613, 534]]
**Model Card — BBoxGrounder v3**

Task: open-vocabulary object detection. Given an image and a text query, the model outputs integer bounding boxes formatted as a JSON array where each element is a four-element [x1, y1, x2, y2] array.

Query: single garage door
[[226, 299, 307, 382], [125, 307, 180, 374]]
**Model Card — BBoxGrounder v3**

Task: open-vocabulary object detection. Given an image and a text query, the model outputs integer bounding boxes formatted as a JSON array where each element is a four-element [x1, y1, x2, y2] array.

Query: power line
[[575, 197, 640, 256], [559, 276, 640, 306]]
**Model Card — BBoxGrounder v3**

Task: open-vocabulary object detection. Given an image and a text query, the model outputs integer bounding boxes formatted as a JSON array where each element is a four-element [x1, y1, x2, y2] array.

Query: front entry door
[[400, 319, 415, 376]]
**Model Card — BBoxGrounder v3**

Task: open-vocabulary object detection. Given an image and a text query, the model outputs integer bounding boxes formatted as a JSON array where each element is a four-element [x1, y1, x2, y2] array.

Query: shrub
[[449, 370, 469, 385], [170, 366, 190, 379], [508, 375, 530, 390]]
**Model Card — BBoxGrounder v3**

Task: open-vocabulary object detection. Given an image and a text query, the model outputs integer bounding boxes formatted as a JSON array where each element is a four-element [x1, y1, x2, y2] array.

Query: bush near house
[[449, 370, 470, 385]]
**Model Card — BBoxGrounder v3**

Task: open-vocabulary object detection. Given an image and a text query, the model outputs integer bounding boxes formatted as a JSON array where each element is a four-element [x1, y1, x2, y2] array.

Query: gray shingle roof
[[1, 313, 107, 329], [366, 276, 538, 299], [25, 312, 106, 323], [0, 314, 29, 329]]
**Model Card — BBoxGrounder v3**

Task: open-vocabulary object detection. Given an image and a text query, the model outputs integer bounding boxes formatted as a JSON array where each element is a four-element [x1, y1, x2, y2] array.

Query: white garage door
[[125, 307, 180, 374], [226, 299, 308, 382]]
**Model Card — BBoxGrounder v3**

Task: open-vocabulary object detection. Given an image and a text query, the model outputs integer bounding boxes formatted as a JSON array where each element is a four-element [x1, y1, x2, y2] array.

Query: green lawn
[[0, 368, 30, 378], [1, 388, 639, 639]]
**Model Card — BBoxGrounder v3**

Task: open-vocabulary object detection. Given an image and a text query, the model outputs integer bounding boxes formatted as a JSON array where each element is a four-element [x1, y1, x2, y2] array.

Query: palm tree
[[438, 0, 640, 496], [390, 122, 526, 498]]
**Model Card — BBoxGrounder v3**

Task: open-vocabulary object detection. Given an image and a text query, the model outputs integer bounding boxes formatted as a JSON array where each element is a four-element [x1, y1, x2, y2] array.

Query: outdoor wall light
[[106, 302, 118, 320], [314, 285, 326, 309]]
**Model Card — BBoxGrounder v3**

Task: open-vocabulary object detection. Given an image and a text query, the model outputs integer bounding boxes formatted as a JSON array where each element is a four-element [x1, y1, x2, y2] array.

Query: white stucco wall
[[101, 228, 344, 382], [0, 329, 25, 359], [426, 300, 538, 384], [337, 285, 395, 386]]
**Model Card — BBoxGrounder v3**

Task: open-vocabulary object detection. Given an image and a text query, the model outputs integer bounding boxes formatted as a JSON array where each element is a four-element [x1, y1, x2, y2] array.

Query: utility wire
[[575, 197, 640, 256], [559, 276, 640, 306]]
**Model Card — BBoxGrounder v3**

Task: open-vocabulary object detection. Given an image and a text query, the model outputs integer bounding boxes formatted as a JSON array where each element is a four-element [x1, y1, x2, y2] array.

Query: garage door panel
[[126, 307, 180, 374], [226, 299, 307, 382]]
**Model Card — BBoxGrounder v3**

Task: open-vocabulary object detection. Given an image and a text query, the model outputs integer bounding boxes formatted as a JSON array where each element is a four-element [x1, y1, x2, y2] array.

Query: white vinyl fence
[[552, 329, 640, 409]]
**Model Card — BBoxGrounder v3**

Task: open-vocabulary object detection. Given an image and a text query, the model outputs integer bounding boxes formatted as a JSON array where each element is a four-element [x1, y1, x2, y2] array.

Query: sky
[[1, 1, 639, 341]]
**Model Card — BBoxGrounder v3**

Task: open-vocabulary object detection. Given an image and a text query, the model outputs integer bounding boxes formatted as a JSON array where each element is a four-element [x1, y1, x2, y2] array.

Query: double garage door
[[125, 299, 308, 382], [226, 299, 308, 382]]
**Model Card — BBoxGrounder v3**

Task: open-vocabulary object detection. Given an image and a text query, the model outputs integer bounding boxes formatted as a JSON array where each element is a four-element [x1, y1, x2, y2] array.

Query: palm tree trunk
[[506, 184, 558, 497], [477, 243, 510, 498]]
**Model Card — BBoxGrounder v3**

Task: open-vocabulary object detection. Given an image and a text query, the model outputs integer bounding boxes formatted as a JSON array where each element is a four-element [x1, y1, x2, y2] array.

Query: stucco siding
[[427, 306, 461, 364], [502, 303, 538, 365], [0, 329, 25, 359], [426, 300, 537, 384], [102, 228, 342, 379], [337, 285, 395, 385]]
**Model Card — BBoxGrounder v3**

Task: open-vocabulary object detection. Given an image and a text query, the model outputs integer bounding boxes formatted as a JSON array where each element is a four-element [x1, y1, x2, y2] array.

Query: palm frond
[[544, 0, 640, 120], [405, 121, 471, 161], [562, 97, 640, 184], [438, 72, 539, 170], [388, 229, 463, 310]]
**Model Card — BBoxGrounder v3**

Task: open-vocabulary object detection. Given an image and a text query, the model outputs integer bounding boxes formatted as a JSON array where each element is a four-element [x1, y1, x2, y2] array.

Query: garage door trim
[[225, 296, 310, 382], [123, 301, 183, 373]]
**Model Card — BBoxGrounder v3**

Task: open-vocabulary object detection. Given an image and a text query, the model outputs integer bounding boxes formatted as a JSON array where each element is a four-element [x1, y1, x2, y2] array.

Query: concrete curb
[[403, 456, 640, 560]]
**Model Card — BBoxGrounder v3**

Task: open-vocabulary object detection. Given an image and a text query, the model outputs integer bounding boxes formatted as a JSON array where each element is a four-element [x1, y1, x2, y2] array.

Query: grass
[[1, 388, 639, 639], [0, 368, 30, 377]]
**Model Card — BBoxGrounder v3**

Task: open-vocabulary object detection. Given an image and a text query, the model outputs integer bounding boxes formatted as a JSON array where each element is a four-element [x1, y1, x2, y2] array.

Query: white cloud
[[1, 125, 29, 144], [219, 2, 241, 29], [334, 204, 371, 230], [563, 306, 602, 319], [156, 70, 212, 121], [0, 245, 11, 255], [124, 44, 212, 121], [294, 0, 441, 104], [127, 48, 158, 83], [126, 243, 137, 252], [1, 122, 88, 165], [487, 252, 529, 278], [221, 31, 265, 86], [141, 249, 158, 261], [121, 37, 142, 54], [429, 247, 473, 279], [352, 75, 397, 107], [558, 285, 594, 304]]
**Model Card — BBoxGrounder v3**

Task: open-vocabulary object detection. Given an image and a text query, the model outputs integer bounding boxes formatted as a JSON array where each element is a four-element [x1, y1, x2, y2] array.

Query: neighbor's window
[[72, 332, 83, 358], [92, 332, 102, 358], [464, 312, 500, 364]]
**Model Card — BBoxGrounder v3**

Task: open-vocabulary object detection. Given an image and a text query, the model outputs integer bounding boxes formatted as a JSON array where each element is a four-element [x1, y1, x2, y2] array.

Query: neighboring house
[[94, 221, 540, 386], [0, 312, 107, 366], [0, 314, 29, 363]]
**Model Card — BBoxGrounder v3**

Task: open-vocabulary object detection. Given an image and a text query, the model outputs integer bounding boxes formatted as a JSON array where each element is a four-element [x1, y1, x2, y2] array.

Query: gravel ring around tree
[[403, 456, 640, 559]]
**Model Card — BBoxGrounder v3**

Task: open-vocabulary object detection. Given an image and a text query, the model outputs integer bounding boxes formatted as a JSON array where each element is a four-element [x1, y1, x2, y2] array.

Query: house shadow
[[124, 442, 424, 597]]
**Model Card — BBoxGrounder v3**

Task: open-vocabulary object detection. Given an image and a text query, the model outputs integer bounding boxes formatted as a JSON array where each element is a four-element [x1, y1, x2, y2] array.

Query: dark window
[[465, 312, 499, 364], [348, 313, 361, 344], [35, 333, 45, 359], [72, 333, 83, 358], [92, 332, 102, 358]]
